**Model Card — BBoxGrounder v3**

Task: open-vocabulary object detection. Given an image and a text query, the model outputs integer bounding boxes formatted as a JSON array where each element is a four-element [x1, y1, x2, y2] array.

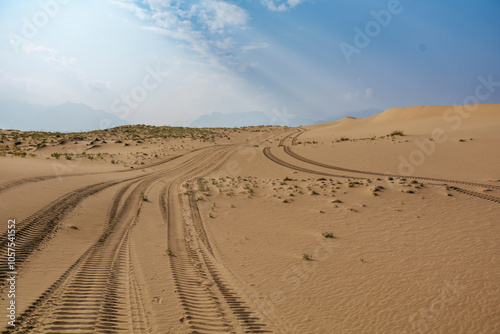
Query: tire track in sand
[[2, 147, 226, 333], [2, 175, 162, 333], [0, 175, 146, 290], [161, 137, 289, 333], [283, 146, 500, 190], [263, 146, 500, 204]]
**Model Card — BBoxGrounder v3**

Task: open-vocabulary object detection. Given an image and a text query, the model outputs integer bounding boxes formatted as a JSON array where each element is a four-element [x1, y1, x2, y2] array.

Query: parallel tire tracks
[[162, 180, 273, 333], [0, 176, 145, 288], [185, 191, 274, 333], [283, 146, 500, 190], [263, 145, 500, 204], [291, 128, 305, 146], [3, 147, 227, 333], [448, 186, 500, 203], [4, 133, 285, 333], [160, 138, 285, 333], [3, 176, 155, 333], [278, 128, 303, 147], [0, 147, 210, 195], [263, 147, 365, 180]]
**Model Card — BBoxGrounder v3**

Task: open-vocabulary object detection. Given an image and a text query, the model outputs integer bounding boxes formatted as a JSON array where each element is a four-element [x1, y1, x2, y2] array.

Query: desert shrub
[[390, 130, 404, 136]]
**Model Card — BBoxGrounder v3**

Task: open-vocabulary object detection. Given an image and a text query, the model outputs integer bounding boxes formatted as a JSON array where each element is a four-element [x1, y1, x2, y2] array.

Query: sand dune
[[0, 105, 499, 333], [306, 103, 500, 138]]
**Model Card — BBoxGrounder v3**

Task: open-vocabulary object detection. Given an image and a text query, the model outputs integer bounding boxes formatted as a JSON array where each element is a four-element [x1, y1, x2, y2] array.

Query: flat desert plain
[[0, 104, 499, 333]]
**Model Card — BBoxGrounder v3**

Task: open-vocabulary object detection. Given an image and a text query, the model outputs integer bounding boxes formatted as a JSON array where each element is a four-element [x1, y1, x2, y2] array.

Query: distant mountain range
[[187, 111, 317, 128], [0, 99, 383, 131], [183, 108, 383, 128], [0, 100, 127, 132]]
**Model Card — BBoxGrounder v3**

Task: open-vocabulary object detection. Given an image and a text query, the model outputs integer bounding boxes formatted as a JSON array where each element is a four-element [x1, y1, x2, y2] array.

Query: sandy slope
[[0, 105, 498, 333]]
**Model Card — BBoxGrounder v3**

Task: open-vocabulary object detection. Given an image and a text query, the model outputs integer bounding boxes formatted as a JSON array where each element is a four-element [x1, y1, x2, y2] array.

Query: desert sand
[[0, 104, 499, 333]]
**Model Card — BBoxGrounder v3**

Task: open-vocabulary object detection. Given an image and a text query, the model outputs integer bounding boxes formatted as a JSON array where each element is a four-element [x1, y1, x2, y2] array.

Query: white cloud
[[345, 88, 375, 100], [198, 0, 249, 33], [0, 70, 69, 104], [20, 42, 111, 94], [261, 0, 287, 11], [215, 37, 235, 50], [110, 0, 257, 71], [344, 91, 359, 101], [109, 0, 151, 20], [0, 71, 54, 91], [365, 88, 374, 98], [287, 0, 305, 8], [261, 0, 306, 11], [21, 44, 57, 56], [241, 42, 270, 52], [85, 80, 112, 93]]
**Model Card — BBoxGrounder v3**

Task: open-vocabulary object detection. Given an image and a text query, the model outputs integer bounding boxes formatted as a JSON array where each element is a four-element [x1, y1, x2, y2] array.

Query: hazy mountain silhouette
[[0, 100, 383, 131], [0, 100, 127, 132], [187, 111, 317, 128], [184, 108, 383, 128]]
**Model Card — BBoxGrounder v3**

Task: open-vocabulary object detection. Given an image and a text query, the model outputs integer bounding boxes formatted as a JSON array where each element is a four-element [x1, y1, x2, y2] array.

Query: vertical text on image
[[6, 219, 17, 327]]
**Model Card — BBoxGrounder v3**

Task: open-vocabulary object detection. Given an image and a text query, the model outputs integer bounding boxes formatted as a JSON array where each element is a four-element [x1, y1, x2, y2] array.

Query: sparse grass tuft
[[390, 130, 404, 137], [302, 254, 312, 261], [166, 249, 174, 256], [243, 184, 254, 194], [322, 232, 335, 239]]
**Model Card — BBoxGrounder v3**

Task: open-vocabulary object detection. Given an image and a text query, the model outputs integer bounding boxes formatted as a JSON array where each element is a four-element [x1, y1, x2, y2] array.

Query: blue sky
[[1, 0, 499, 125]]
